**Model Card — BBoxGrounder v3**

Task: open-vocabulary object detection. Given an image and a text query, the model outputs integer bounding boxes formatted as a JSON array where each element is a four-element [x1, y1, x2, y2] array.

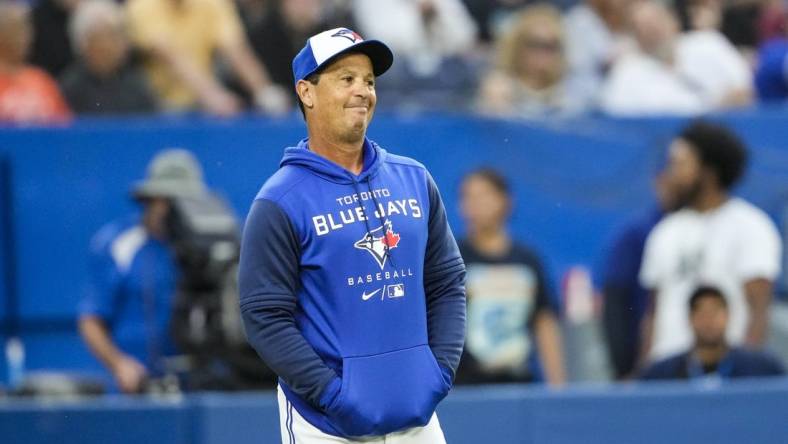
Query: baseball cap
[[131, 149, 206, 200], [292, 27, 393, 85]]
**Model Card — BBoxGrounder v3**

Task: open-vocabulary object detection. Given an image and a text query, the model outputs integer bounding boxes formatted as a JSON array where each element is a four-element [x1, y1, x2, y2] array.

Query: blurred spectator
[[677, 28, 754, 109], [640, 286, 785, 380], [246, 0, 330, 100], [235, 0, 272, 31], [321, 0, 357, 29], [353, 0, 476, 64], [755, 39, 788, 101], [461, 0, 531, 44], [639, 121, 782, 364], [600, 170, 678, 380], [352, 0, 479, 111], [758, 0, 786, 43], [125, 0, 289, 116], [0, 2, 71, 125], [29, 0, 80, 77], [455, 169, 566, 386], [720, 0, 764, 50], [78, 149, 203, 393], [600, 1, 702, 115], [60, 0, 157, 115], [601, 0, 752, 116], [674, 0, 772, 61], [755, 10, 788, 101], [673, 0, 723, 33], [564, 0, 633, 110], [477, 4, 590, 119]]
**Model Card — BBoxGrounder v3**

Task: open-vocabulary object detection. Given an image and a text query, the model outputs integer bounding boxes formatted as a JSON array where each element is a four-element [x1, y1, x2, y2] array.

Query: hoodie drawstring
[[351, 177, 395, 269], [351, 179, 375, 242], [365, 177, 396, 269]]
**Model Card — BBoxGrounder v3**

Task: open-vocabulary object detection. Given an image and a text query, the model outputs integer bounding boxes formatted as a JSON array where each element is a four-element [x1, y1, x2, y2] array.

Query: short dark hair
[[463, 168, 511, 198], [689, 285, 728, 312], [296, 72, 321, 119], [678, 120, 748, 190]]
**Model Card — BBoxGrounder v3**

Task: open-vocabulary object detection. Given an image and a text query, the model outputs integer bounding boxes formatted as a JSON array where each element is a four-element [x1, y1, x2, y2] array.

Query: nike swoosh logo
[[361, 288, 381, 301]]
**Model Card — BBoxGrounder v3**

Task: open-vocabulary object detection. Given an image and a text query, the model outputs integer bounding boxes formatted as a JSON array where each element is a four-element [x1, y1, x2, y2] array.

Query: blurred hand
[[201, 88, 242, 117], [255, 85, 291, 116], [112, 355, 148, 393]]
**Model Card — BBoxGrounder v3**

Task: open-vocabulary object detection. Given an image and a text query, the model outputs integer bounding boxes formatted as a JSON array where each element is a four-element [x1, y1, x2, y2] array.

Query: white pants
[[277, 386, 446, 444]]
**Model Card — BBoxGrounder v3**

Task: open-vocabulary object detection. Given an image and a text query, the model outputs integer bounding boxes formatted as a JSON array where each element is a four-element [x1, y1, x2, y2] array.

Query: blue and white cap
[[292, 27, 393, 86]]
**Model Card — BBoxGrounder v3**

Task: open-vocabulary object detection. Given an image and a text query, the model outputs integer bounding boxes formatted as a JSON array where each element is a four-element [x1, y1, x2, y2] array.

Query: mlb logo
[[387, 284, 405, 299]]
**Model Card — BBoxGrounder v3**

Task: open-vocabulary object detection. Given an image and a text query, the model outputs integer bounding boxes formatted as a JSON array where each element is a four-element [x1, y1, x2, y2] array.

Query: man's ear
[[296, 80, 314, 109]]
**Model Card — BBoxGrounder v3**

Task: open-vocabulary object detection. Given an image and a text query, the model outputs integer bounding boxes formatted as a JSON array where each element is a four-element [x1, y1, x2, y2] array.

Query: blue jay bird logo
[[332, 28, 363, 43], [354, 220, 400, 269]]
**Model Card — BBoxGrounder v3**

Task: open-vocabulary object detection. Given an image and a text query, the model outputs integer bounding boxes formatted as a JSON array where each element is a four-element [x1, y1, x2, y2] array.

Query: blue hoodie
[[238, 138, 466, 438]]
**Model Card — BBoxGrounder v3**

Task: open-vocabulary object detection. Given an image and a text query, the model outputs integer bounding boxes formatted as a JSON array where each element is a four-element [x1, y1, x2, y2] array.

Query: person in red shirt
[[0, 2, 71, 125]]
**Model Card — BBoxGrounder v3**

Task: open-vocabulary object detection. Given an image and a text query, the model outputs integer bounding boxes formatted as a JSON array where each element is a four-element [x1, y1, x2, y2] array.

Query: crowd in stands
[[1, 0, 788, 124]]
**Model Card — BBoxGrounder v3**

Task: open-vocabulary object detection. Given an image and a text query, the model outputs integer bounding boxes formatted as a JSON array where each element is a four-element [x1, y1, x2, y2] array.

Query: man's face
[[142, 197, 171, 240], [667, 138, 703, 208], [460, 175, 510, 233], [303, 53, 376, 144], [690, 294, 729, 348], [516, 22, 563, 87], [629, 1, 678, 59], [83, 21, 128, 77], [0, 5, 32, 65]]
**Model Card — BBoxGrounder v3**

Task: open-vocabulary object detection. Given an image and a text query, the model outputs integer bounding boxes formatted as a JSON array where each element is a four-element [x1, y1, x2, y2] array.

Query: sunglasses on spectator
[[521, 38, 562, 52]]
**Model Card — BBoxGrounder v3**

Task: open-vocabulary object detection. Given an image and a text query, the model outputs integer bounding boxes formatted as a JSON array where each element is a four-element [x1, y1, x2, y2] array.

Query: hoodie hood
[[281, 137, 386, 184]]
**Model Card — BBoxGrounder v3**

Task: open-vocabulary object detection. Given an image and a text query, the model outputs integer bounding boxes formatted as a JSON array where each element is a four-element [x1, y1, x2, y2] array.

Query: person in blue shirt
[[640, 285, 785, 381], [755, 38, 788, 101], [600, 170, 678, 379], [238, 28, 466, 443], [78, 149, 207, 393]]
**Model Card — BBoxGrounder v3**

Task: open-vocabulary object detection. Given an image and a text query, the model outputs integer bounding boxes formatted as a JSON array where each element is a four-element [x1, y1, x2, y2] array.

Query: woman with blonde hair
[[478, 4, 589, 118]]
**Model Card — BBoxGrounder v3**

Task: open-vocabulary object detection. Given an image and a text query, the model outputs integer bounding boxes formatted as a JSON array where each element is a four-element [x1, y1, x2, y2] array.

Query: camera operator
[[78, 149, 207, 393]]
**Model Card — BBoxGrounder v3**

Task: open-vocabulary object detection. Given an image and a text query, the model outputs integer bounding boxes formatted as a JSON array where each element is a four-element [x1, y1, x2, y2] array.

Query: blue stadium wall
[[2, 380, 788, 444], [1, 109, 788, 382]]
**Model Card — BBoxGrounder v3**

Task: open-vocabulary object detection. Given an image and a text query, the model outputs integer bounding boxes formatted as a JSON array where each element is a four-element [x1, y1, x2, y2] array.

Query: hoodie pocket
[[327, 344, 449, 438]]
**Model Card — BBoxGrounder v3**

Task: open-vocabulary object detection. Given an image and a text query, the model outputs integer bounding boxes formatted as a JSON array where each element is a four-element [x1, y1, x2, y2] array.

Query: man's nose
[[352, 79, 371, 97]]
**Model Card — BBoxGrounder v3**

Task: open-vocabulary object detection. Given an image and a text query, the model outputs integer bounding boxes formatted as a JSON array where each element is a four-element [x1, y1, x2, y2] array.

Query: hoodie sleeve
[[423, 172, 467, 383], [238, 198, 340, 409]]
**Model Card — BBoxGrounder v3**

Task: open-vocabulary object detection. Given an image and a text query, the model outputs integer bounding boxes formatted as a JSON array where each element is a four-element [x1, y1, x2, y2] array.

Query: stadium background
[[2, 110, 788, 442], [2, 0, 788, 441]]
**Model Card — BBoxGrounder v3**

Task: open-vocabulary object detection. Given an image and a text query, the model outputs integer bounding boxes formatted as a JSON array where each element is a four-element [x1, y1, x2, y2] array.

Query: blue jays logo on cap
[[292, 27, 394, 86], [332, 28, 363, 43]]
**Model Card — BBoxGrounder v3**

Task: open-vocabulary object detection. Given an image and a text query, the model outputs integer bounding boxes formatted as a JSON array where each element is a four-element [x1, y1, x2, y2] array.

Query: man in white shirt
[[351, 0, 477, 76], [564, 0, 632, 108], [639, 121, 782, 363], [600, 0, 752, 116]]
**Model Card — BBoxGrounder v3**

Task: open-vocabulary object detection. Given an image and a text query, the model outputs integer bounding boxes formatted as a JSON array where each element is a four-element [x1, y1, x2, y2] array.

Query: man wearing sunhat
[[78, 149, 206, 393], [238, 28, 466, 442]]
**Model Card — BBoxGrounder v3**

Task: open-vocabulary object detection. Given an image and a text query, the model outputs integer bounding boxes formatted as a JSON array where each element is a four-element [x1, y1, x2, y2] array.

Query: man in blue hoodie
[[238, 28, 467, 443]]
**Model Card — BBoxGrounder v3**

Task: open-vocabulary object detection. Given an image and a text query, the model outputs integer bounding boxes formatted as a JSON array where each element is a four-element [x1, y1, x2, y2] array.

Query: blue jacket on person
[[640, 347, 786, 381], [79, 216, 179, 377], [238, 138, 466, 438]]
